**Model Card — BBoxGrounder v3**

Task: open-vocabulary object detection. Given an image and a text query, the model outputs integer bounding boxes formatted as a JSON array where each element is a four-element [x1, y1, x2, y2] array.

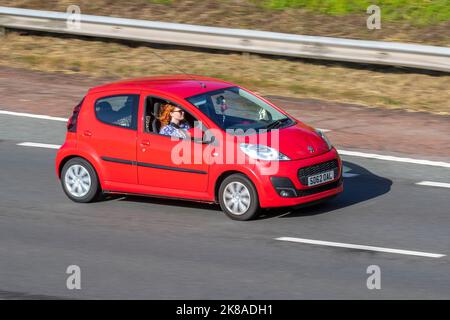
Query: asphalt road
[[0, 114, 449, 299]]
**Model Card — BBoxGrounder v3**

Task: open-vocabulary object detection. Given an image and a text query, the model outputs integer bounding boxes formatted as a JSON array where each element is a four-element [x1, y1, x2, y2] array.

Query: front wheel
[[218, 174, 260, 221], [61, 157, 101, 203]]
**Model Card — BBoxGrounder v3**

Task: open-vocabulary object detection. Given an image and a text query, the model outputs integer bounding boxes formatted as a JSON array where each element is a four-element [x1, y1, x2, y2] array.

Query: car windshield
[[186, 86, 293, 132]]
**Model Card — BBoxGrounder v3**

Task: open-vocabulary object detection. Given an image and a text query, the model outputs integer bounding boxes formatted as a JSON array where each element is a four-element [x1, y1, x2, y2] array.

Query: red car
[[55, 75, 343, 220]]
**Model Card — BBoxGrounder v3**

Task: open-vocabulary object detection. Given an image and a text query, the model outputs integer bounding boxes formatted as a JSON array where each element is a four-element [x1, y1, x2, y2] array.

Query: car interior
[[144, 96, 197, 135], [187, 93, 272, 131]]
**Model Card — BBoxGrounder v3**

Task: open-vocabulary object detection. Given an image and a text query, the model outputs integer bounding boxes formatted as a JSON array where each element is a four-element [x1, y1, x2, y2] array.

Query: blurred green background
[[262, 0, 450, 25]]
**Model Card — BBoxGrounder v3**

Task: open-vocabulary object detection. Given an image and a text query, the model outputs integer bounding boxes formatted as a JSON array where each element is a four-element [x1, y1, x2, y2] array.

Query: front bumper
[[254, 148, 343, 208]]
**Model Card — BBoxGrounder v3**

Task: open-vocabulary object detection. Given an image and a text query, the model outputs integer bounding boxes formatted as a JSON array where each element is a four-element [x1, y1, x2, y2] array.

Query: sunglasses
[[172, 109, 185, 114]]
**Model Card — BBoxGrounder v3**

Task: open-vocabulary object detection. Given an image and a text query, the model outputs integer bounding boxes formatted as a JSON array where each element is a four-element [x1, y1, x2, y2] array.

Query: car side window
[[95, 95, 139, 130], [144, 96, 199, 138]]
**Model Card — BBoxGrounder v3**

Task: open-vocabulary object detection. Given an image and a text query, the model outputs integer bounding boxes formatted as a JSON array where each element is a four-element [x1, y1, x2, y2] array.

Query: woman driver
[[158, 103, 191, 139]]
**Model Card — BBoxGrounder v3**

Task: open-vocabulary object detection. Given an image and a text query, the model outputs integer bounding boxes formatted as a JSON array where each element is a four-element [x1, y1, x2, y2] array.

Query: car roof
[[88, 74, 234, 99]]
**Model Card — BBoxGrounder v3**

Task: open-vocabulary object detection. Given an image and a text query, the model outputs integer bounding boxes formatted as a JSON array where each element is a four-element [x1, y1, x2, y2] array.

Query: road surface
[[0, 112, 449, 299]]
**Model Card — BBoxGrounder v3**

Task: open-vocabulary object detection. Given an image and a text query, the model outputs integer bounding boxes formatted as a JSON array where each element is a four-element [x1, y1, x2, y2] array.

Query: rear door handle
[[83, 130, 92, 137], [140, 140, 150, 146]]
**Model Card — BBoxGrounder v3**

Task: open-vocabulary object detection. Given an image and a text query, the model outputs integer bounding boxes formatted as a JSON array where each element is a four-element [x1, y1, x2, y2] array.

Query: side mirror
[[191, 133, 215, 144], [188, 127, 204, 143], [202, 135, 215, 145], [188, 122, 215, 144]]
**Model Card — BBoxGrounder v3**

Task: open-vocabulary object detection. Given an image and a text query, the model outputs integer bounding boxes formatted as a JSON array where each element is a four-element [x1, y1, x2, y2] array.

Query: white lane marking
[[416, 181, 450, 189], [1, 110, 333, 132], [342, 165, 359, 178], [4, 111, 449, 168], [17, 142, 61, 149], [338, 149, 450, 168], [14, 139, 450, 170], [0, 110, 68, 122], [275, 237, 446, 258]]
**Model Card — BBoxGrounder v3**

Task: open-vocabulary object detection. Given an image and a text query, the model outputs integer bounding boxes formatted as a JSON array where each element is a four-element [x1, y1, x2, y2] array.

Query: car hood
[[238, 122, 330, 160]]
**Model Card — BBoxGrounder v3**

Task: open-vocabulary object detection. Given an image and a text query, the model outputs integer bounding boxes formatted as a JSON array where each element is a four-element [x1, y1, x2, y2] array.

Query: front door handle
[[140, 140, 150, 146], [83, 130, 92, 137]]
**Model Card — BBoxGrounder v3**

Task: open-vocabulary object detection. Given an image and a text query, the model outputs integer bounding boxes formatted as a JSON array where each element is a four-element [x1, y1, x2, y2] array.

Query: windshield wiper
[[265, 117, 291, 130]]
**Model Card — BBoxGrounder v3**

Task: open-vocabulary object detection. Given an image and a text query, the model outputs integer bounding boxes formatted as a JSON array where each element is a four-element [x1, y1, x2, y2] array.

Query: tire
[[218, 174, 260, 221], [61, 157, 101, 203]]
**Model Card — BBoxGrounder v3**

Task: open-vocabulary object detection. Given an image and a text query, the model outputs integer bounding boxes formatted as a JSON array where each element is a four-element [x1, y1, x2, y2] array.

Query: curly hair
[[158, 103, 177, 127]]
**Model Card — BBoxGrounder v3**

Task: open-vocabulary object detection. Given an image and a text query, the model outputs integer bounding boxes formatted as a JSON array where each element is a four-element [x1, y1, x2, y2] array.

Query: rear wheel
[[218, 174, 260, 221], [61, 157, 101, 203]]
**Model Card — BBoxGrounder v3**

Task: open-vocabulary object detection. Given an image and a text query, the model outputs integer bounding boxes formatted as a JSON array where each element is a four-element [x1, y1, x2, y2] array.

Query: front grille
[[298, 159, 339, 186]]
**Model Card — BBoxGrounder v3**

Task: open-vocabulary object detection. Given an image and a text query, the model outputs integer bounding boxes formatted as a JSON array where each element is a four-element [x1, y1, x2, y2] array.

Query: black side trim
[[101, 156, 134, 165], [100, 156, 207, 175], [136, 162, 207, 174]]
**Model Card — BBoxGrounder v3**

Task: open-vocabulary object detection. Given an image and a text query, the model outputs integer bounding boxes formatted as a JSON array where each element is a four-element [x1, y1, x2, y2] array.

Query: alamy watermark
[[366, 265, 381, 290], [66, 5, 81, 30], [367, 5, 381, 30], [169, 124, 285, 176], [66, 265, 81, 290]]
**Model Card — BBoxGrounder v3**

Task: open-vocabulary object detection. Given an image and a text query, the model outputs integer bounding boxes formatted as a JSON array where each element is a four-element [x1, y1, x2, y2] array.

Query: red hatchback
[[56, 75, 343, 220]]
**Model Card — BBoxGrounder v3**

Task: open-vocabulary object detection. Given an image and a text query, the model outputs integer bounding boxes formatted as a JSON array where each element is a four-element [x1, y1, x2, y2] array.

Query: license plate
[[307, 170, 334, 187]]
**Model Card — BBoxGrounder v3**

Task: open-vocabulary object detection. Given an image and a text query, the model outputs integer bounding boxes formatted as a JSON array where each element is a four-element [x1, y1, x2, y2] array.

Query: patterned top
[[159, 122, 191, 139]]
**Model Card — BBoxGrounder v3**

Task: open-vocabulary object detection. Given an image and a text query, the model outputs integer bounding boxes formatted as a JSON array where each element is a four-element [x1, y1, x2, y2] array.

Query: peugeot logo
[[307, 146, 315, 153]]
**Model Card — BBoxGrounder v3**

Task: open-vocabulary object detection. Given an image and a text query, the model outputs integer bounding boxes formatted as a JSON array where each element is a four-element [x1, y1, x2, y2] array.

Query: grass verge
[[262, 0, 450, 25], [0, 32, 448, 115]]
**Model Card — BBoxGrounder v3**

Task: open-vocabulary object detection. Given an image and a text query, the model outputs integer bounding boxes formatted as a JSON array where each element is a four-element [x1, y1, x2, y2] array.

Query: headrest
[[153, 102, 161, 116], [96, 101, 113, 112]]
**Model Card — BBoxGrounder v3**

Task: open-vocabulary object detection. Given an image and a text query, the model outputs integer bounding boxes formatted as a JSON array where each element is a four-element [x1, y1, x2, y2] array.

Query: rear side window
[[94, 95, 139, 130]]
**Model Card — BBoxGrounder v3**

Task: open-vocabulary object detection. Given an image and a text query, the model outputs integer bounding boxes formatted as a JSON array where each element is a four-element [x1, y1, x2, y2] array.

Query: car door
[[136, 93, 210, 193], [78, 90, 140, 185]]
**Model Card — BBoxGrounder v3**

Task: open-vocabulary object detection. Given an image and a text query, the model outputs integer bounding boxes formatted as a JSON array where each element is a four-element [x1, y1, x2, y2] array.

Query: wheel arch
[[58, 155, 80, 178], [58, 153, 104, 188], [214, 170, 260, 203]]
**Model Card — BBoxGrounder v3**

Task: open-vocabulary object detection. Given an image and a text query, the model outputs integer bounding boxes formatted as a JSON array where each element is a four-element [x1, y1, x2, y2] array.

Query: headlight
[[315, 129, 332, 150], [239, 143, 290, 161]]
